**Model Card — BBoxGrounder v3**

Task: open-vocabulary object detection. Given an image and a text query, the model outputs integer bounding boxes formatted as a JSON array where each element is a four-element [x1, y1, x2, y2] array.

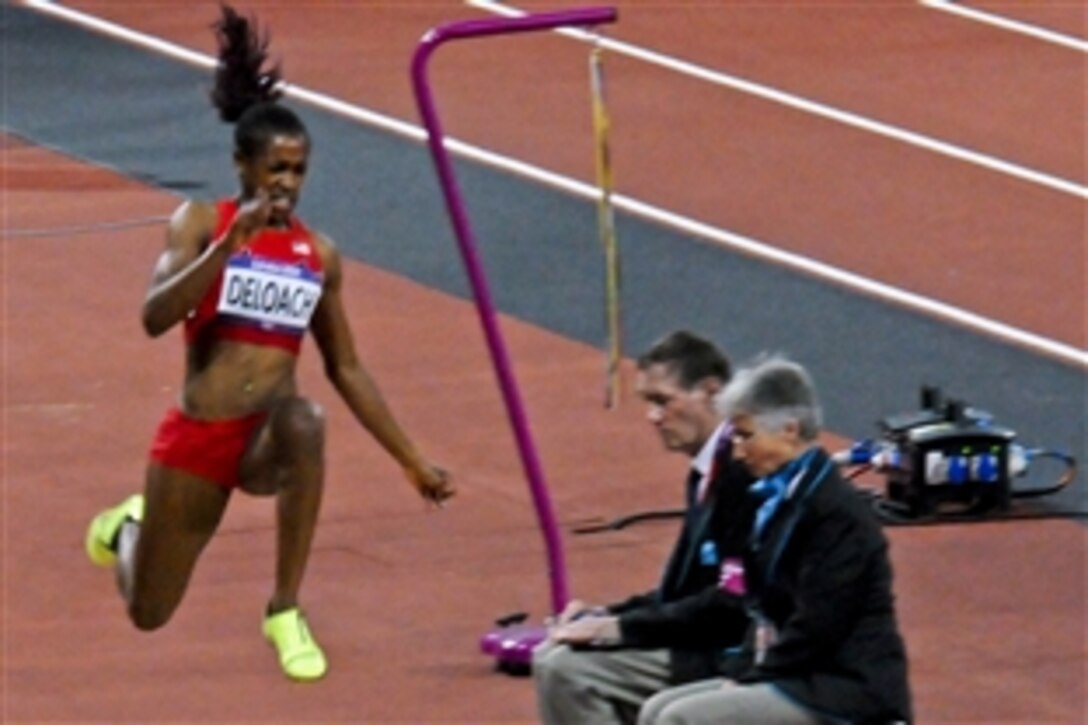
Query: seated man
[[533, 330, 757, 725], [639, 354, 912, 725]]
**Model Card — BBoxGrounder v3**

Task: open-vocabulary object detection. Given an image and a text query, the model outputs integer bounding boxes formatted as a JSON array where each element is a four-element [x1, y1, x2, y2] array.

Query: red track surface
[[4, 2, 1085, 722]]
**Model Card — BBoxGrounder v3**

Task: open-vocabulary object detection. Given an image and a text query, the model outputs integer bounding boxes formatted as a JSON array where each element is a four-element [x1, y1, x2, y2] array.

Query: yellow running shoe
[[85, 493, 144, 567], [263, 607, 328, 682]]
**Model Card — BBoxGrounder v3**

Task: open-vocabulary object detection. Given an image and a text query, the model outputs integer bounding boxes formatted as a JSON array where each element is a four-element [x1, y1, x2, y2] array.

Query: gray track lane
[[4, 5, 1084, 512]]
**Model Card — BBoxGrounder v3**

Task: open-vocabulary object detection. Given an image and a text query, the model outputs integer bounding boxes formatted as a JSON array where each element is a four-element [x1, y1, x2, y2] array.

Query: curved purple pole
[[411, 7, 618, 615]]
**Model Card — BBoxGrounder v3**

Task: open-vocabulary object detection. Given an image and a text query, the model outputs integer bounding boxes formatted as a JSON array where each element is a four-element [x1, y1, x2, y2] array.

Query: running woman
[[85, 4, 454, 682]]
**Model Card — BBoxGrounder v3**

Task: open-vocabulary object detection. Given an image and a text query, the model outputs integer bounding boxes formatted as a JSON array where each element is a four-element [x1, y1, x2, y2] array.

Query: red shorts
[[149, 407, 268, 489]]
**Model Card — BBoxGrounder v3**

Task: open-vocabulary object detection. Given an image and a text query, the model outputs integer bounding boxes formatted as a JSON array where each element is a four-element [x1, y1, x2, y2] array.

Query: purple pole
[[411, 7, 618, 615]]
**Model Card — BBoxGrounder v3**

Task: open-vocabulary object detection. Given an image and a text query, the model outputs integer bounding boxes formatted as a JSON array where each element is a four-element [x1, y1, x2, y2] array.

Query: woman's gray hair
[[716, 354, 823, 441]]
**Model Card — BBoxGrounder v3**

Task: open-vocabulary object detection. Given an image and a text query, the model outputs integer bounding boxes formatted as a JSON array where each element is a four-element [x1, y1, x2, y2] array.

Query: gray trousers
[[533, 640, 672, 725], [638, 678, 821, 725]]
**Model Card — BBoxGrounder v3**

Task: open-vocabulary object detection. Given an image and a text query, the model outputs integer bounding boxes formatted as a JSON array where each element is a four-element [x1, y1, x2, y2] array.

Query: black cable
[[867, 492, 1088, 526], [570, 508, 685, 534], [1010, 449, 1077, 499]]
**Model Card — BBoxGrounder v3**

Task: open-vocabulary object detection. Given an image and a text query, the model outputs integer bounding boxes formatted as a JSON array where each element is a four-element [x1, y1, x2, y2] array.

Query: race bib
[[218, 256, 322, 333]]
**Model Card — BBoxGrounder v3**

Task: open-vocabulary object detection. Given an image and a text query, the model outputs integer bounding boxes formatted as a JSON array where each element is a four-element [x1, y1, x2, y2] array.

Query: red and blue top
[[185, 199, 325, 355]]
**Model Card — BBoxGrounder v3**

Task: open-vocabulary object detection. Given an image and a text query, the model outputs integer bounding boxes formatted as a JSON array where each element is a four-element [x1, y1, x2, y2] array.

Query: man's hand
[[550, 615, 621, 647], [553, 599, 595, 627]]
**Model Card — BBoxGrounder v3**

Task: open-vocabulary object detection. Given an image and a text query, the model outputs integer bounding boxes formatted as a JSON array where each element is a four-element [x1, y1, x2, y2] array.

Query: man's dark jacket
[[606, 437, 757, 683]]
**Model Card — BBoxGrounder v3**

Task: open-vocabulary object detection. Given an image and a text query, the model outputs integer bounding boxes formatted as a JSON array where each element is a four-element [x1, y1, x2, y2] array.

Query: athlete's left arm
[[309, 233, 454, 505]]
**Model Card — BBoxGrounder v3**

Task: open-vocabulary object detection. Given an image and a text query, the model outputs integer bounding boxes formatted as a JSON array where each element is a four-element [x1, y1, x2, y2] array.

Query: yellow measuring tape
[[590, 44, 622, 409]]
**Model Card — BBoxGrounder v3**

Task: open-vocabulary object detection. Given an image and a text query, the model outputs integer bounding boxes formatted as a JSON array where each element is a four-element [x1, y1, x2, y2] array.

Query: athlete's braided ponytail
[[210, 3, 307, 159]]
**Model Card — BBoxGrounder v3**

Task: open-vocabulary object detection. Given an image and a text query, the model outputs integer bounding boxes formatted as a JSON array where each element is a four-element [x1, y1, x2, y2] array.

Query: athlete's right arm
[[141, 196, 268, 337]]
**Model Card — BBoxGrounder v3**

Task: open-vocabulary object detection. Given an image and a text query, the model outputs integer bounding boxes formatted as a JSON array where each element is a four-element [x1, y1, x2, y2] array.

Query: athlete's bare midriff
[[182, 339, 299, 419]]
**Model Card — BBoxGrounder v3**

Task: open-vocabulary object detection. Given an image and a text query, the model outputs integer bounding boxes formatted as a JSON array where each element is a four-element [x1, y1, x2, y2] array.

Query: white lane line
[[467, 0, 1088, 200], [612, 198, 1088, 370], [921, 0, 1088, 53], [24, 0, 212, 67], [19, 0, 1088, 369]]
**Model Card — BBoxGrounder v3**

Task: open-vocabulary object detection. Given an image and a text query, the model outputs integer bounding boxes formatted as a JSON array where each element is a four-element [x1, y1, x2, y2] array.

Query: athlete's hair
[[210, 3, 308, 160], [636, 330, 731, 390], [717, 354, 822, 441]]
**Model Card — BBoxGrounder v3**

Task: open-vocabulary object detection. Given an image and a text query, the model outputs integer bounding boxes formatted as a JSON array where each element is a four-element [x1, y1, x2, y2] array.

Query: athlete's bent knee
[[272, 397, 325, 459]]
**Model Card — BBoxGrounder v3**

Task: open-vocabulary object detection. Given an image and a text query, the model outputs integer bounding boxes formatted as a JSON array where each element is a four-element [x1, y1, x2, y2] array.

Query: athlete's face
[[238, 133, 309, 226]]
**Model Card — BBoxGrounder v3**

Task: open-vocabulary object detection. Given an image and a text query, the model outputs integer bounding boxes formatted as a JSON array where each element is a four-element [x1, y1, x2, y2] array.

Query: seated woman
[[639, 354, 912, 725]]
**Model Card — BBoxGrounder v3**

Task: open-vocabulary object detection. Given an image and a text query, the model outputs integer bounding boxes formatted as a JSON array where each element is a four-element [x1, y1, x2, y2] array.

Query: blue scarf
[[749, 448, 818, 540]]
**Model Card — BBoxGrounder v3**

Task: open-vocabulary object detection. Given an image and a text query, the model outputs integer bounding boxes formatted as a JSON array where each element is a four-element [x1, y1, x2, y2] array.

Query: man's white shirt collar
[[692, 421, 728, 477]]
